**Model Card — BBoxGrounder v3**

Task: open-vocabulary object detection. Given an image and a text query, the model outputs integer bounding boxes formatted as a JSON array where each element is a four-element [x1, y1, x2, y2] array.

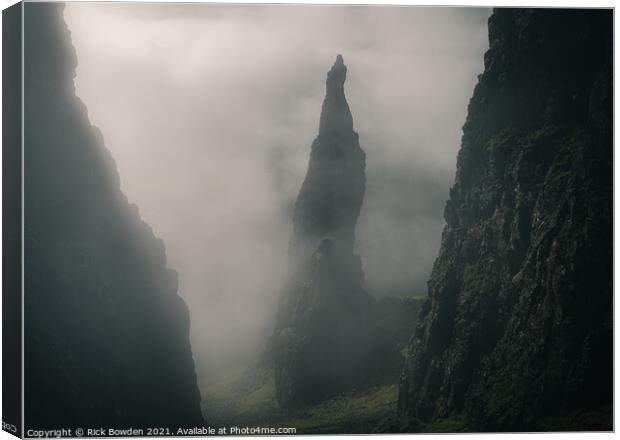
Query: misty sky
[[63, 3, 490, 388]]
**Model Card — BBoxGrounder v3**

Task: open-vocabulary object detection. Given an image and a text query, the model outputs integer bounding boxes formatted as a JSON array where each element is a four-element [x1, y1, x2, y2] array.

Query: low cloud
[[64, 2, 490, 383]]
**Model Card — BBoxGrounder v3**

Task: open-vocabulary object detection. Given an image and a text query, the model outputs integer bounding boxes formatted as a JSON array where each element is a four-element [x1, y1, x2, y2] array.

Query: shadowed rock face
[[399, 8, 612, 431], [280, 54, 367, 323], [291, 54, 366, 261], [319, 54, 354, 136], [273, 56, 396, 408], [24, 3, 203, 429]]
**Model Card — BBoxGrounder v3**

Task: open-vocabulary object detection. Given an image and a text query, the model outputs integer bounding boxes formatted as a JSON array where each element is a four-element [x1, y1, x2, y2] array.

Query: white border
[[0, 2, 616, 440]]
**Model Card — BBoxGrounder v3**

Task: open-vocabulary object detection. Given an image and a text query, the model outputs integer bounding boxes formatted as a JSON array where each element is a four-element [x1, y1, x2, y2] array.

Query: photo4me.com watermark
[[22, 426, 297, 438]]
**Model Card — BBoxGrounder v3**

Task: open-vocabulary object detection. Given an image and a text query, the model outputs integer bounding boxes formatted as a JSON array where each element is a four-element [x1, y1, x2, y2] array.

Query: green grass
[[200, 367, 412, 434], [200, 367, 280, 427], [423, 416, 468, 433], [284, 384, 399, 433]]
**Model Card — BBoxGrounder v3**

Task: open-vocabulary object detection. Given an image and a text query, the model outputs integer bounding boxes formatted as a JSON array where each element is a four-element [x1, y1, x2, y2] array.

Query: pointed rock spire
[[292, 54, 365, 254], [273, 57, 384, 409], [319, 54, 354, 136]]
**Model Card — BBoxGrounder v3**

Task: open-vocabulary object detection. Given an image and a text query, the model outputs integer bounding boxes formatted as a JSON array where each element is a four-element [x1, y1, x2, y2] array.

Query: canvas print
[[1, 1, 613, 436]]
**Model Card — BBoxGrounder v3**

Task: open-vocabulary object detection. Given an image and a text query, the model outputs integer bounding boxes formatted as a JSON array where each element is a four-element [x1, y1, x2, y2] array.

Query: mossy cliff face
[[399, 8, 612, 431], [24, 3, 203, 429]]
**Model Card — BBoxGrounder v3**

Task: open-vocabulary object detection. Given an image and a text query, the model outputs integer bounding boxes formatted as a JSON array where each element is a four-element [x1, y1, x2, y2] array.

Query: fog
[[63, 3, 490, 388]]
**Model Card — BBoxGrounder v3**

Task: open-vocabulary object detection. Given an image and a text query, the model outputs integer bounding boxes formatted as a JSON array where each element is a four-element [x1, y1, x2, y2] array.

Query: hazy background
[[63, 3, 490, 390]]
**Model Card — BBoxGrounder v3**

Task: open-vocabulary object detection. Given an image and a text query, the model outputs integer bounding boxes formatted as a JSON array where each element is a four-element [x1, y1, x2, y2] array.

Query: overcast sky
[[63, 3, 491, 388]]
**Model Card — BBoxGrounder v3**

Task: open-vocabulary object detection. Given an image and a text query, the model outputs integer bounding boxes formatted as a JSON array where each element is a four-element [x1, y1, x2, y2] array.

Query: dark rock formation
[[273, 56, 395, 407], [399, 8, 612, 431], [291, 54, 366, 262], [278, 54, 366, 329], [24, 3, 203, 429], [376, 296, 425, 355]]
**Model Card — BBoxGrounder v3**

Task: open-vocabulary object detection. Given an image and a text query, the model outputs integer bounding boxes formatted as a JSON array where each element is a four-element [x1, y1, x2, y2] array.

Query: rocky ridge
[[24, 3, 204, 429], [398, 8, 613, 431]]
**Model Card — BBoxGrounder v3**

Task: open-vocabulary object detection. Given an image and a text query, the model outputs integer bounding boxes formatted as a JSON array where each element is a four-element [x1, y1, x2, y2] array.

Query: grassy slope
[[201, 368, 413, 434]]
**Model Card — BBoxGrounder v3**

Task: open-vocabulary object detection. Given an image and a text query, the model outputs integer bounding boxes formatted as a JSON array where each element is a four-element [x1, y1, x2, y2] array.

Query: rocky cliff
[[399, 8, 612, 431], [24, 3, 203, 429], [273, 56, 396, 407]]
